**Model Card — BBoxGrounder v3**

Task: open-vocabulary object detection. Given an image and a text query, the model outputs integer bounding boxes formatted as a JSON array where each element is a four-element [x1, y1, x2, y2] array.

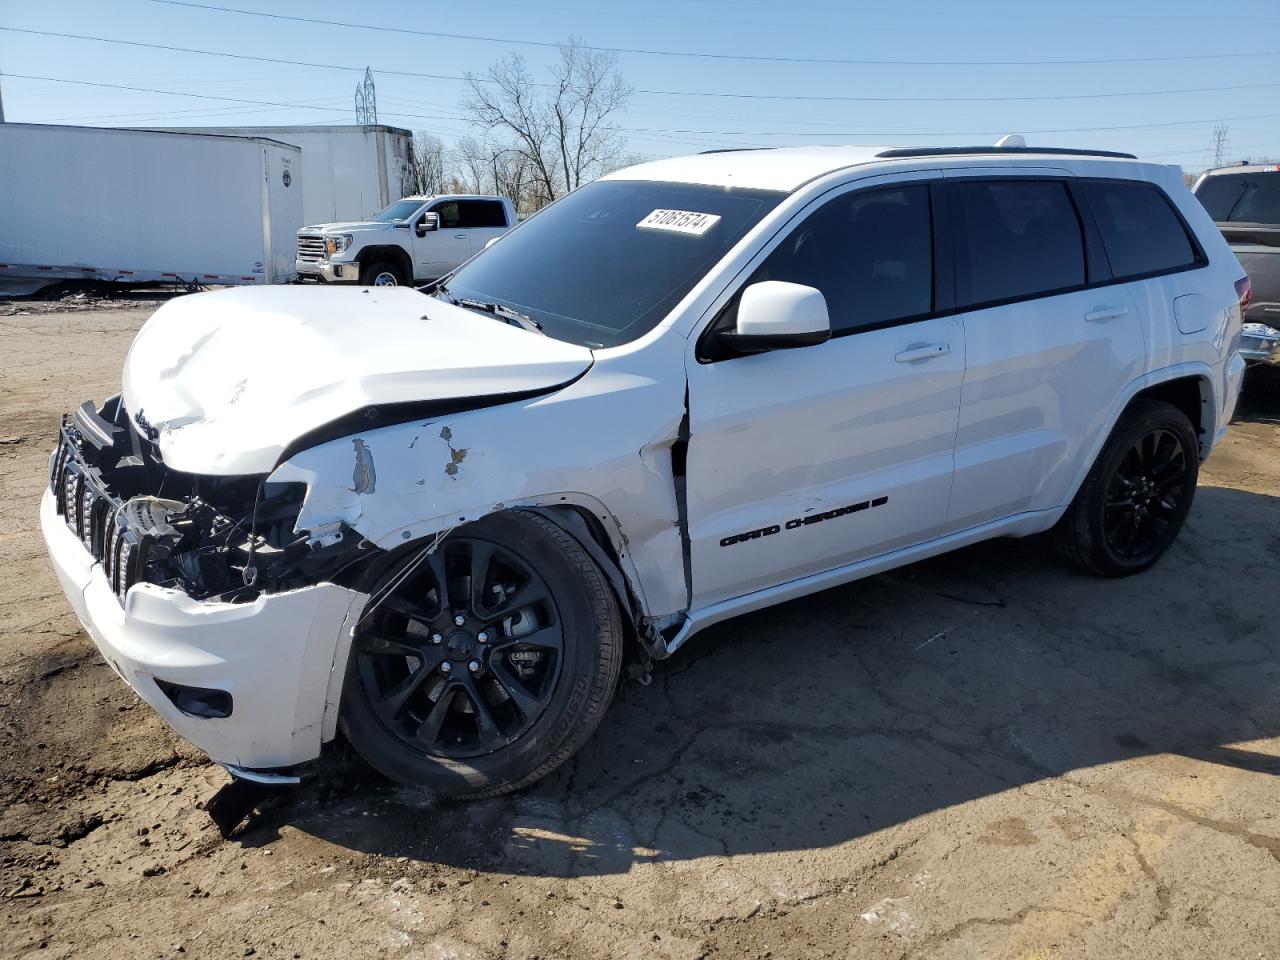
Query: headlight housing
[[325, 233, 354, 257]]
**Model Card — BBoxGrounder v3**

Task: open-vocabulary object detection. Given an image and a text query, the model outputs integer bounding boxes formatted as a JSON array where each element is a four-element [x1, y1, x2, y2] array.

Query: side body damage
[[269, 333, 692, 655]]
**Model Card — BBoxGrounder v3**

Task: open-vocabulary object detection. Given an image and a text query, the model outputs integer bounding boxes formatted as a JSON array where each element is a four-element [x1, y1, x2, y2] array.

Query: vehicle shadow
[[1235, 363, 1280, 423], [247, 483, 1280, 878]]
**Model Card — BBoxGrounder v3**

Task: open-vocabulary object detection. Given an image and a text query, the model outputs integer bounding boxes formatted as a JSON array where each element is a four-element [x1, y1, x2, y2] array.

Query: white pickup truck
[[296, 194, 515, 286]]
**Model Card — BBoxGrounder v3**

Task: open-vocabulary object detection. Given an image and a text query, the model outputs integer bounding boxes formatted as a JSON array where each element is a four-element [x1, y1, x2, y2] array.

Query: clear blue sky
[[3, 0, 1279, 171]]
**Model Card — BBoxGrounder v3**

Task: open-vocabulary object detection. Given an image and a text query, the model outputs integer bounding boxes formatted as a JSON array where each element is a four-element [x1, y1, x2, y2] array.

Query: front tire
[[359, 261, 406, 286], [1056, 399, 1199, 577], [340, 511, 623, 798]]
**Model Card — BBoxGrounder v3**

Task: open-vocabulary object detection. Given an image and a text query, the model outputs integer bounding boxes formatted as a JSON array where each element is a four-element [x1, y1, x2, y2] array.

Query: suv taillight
[[1236, 276, 1253, 311]]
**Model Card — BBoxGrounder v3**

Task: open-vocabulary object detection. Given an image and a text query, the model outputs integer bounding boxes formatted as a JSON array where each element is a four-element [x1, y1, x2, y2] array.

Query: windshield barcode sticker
[[637, 209, 722, 236]]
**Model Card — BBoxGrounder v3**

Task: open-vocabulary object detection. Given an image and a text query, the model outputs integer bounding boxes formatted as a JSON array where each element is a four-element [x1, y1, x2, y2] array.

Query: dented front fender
[[268, 341, 690, 621]]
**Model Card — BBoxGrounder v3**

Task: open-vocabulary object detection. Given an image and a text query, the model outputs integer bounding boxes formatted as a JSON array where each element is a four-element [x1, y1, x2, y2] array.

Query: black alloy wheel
[[354, 536, 563, 759], [1056, 398, 1199, 577], [1102, 427, 1191, 562], [340, 510, 623, 797]]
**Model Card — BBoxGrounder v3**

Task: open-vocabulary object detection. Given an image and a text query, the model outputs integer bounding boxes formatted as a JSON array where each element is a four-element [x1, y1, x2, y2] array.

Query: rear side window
[[1195, 172, 1280, 225], [953, 180, 1086, 307], [457, 200, 509, 228], [751, 184, 934, 333], [1084, 181, 1198, 278]]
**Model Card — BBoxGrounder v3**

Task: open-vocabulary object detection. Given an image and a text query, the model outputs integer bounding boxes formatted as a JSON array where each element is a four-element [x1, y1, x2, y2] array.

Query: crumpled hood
[[121, 286, 594, 475]]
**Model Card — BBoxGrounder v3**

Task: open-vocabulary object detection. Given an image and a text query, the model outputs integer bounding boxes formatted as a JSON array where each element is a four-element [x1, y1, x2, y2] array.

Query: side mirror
[[416, 212, 440, 237], [718, 281, 831, 355]]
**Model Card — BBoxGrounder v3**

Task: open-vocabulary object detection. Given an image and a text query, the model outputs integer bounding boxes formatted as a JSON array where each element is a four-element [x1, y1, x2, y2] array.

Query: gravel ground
[[1, 301, 1278, 960]]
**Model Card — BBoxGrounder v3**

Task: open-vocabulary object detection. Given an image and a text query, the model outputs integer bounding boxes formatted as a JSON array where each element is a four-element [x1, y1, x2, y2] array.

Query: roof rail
[[875, 146, 1137, 160], [698, 147, 772, 155]]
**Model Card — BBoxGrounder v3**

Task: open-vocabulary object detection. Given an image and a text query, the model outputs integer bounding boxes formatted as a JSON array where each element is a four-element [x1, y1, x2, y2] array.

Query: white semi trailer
[[153, 125, 414, 226], [0, 123, 302, 288]]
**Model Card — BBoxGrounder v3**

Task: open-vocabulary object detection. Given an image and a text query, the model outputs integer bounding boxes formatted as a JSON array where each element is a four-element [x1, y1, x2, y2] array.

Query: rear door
[[685, 175, 966, 607], [457, 198, 511, 253], [943, 174, 1147, 529]]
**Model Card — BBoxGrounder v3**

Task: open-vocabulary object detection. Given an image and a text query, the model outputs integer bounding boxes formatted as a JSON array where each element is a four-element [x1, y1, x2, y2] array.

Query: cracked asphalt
[[2, 301, 1278, 959]]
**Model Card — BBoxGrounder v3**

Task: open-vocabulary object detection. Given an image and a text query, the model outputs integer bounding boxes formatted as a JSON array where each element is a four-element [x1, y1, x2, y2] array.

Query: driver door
[[411, 201, 473, 280], [684, 177, 966, 607]]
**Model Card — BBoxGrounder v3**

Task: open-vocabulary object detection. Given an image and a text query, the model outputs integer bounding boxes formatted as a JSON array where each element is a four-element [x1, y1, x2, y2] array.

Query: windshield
[[442, 180, 785, 348], [1196, 172, 1280, 225], [372, 199, 426, 222]]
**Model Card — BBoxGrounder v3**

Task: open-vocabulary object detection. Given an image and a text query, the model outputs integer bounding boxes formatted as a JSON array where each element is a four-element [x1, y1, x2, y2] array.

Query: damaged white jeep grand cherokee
[[42, 144, 1248, 795]]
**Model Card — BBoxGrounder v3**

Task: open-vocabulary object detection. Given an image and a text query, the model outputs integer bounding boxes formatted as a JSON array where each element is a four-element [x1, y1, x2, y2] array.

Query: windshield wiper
[[456, 297, 543, 334]]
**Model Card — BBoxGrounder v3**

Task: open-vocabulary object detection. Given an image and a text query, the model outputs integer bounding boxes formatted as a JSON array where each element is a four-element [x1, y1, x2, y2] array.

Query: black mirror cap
[[715, 328, 830, 357]]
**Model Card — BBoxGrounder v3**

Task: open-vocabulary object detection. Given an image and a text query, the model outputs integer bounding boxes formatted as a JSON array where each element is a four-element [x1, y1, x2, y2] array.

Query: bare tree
[[463, 39, 631, 211], [409, 132, 449, 196]]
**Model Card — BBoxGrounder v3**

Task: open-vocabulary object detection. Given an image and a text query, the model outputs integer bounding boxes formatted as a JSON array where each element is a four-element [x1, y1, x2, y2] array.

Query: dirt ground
[[2, 301, 1278, 960]]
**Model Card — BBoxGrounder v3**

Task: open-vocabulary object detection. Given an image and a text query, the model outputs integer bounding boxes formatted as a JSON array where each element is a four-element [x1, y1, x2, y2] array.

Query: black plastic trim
[[876, 146, 1137, 160], [73, 400, 122, 451]]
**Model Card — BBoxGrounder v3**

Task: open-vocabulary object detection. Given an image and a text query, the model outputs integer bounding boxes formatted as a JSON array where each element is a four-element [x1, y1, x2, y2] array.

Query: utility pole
[[1211, 124, 1229, 168]]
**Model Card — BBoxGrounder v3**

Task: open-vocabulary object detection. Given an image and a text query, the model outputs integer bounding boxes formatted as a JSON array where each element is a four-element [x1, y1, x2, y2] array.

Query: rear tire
[[359, 261, 405, 286], [340, 511, 623, 798], [1055, 399, 1198, 577]]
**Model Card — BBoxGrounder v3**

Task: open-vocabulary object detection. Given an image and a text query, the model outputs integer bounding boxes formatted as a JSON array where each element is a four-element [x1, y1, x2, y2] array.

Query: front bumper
[[1240, 320, 1280, 365], [40, 488, 367, 770], [295, 258, 359, 283]]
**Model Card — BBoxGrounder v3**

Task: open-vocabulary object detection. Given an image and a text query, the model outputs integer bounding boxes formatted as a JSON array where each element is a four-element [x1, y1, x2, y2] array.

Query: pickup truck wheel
[[1056, 399, 1199, 577], [359, 261, 405, 286], [340, 511, 623, 798]]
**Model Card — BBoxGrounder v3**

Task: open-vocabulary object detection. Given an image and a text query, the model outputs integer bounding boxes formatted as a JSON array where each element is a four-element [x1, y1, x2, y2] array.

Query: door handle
[[895, 342, 951, 363], [454, 233, 467, 239], [1084, 305, 1130, 323]]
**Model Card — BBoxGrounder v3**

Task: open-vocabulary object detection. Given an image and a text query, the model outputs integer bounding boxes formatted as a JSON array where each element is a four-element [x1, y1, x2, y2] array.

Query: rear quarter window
[[1084, 181, 1199, 279]]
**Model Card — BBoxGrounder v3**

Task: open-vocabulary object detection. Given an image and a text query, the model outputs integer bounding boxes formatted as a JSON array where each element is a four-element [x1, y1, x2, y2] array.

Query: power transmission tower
[[1211, 124, 1229, 168], [354, 67, 377, 126]]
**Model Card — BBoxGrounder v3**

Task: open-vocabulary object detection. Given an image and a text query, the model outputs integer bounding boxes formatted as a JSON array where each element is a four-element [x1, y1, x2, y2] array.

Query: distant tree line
[[407, 39, 641, 217]]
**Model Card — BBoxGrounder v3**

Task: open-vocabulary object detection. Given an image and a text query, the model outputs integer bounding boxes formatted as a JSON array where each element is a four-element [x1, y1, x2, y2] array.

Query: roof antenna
[[995, 134, 1027, 148]]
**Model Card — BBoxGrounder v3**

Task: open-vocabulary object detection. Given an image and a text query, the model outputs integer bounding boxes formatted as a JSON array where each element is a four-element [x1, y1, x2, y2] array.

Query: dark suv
[[1194, 163, 1280, 365]]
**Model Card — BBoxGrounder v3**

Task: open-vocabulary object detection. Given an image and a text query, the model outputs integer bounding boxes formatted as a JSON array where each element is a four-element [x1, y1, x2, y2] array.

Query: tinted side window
[[954, 180, 1085, 307], [457, 200, 508, 228], [1085, 181, 1198, 278], [751, 185, 933, 333], [431, 201, 461, 229]]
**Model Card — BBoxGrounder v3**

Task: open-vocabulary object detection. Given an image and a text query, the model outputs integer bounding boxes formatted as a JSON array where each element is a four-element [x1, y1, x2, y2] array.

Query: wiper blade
[[456, 297, 543, 334], [431, 280, 458, 304]]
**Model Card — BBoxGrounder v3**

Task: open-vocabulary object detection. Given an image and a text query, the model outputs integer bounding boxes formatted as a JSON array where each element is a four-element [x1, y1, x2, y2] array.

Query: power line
[[13, 27, 1280, 105], [10, 71, 1280, 142], [145, 1, 1280, 67], [0, 72, 468, 123]]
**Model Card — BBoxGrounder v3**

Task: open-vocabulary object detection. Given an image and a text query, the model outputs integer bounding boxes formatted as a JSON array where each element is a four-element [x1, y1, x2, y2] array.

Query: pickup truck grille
[[51, 423, 138, 604], [297, 234, 326, 262]]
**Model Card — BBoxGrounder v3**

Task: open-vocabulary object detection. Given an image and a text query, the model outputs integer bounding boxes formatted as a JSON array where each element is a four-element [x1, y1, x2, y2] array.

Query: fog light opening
[[155, 679, 233, 719]]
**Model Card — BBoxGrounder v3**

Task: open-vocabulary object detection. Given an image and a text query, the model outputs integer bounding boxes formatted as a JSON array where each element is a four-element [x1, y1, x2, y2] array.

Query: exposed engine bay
[[51, 396, 371, 604]]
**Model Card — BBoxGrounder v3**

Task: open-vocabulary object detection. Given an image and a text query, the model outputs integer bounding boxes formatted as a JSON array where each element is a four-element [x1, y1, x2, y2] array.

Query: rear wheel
[[340, 511, 622, 797], [1056, 399, 1199, 577], [359, 261, 405, 286]]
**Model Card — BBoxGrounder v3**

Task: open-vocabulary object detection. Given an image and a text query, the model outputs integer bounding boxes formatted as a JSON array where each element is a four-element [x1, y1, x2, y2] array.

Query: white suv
[[42, 144, 1248, 796]]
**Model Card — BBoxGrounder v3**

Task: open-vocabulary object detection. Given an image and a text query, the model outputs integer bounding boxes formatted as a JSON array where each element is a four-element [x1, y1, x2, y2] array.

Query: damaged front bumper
[[41, 487, 367, 769]]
